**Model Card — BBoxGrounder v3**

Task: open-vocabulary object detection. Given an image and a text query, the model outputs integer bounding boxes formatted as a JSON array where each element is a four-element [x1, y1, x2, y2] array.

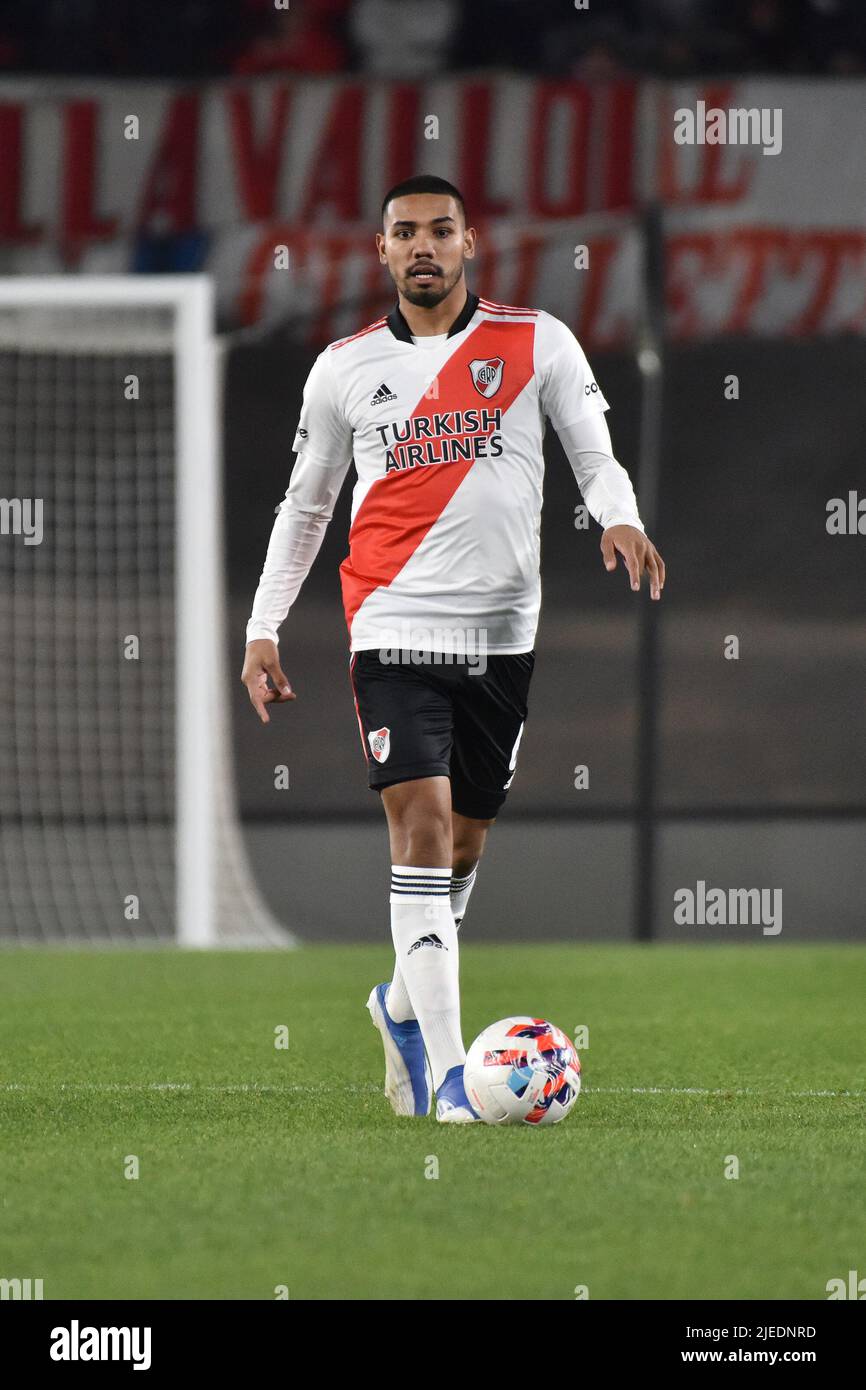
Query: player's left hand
[[601, 525, 665, 600]]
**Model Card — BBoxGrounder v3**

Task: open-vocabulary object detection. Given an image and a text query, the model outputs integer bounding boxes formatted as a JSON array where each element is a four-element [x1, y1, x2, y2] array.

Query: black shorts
[[347, 648, 535, 820]]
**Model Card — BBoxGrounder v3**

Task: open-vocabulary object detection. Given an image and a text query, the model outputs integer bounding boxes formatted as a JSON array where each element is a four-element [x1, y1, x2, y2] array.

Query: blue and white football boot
[[366, 983, 432, 1117], [435, 1063, 479, 1124]]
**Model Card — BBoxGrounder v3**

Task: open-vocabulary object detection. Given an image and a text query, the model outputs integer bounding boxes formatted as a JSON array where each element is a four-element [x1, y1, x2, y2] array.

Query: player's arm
[[535, 313, 665, 600], [558, 411, 665, 600], [242, 350, 353, 723]]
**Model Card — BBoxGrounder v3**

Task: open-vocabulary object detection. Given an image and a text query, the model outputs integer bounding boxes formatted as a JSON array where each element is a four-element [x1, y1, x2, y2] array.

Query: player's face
[[377, 195, 476, 308]]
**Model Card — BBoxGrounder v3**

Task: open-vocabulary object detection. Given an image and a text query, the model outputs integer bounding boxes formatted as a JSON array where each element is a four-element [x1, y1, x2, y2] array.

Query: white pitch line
[[0, 1081, 380, 1094], [590, 1085, 866, 1099], [1, 1082, 864, 1099]]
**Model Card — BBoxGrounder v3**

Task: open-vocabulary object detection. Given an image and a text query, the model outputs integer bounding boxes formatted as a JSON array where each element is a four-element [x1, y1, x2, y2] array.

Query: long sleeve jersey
[[246, 292, 644, 654]]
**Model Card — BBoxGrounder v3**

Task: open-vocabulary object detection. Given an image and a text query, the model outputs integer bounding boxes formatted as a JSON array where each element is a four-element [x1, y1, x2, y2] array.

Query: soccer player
[[242, 174, 665, 1123]]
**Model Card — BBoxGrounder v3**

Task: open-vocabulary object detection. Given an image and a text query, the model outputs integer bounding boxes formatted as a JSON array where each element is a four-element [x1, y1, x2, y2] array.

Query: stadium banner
[[0, 75, 863, 343], [657, 79, 866, 338]]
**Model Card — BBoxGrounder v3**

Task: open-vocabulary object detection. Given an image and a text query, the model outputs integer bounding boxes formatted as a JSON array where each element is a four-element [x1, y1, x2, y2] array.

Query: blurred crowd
[[0, 0, 864, 79]]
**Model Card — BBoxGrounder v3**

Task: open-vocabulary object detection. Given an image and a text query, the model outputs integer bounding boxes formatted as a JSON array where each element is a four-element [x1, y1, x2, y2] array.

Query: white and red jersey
[[246, 293, 644, 654]]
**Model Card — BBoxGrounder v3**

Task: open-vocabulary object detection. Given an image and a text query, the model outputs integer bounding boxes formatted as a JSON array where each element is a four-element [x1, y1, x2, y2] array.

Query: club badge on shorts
[[368, 726, 391, 763], [469, 356, 505, 398]]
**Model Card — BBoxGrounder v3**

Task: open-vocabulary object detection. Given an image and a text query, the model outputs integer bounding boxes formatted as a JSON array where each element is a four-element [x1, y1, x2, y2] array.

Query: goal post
[[175, 279, 218, 947], [0, 275, 295, 947]]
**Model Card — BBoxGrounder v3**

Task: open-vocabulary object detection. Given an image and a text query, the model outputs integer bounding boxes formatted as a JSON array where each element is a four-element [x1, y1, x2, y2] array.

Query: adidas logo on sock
[[407, 933, 447, 954], [370, 382, 397, 405]]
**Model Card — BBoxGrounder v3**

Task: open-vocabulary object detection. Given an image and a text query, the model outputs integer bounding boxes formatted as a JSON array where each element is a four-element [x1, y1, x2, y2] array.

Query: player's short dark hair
[[381, 175, 467, 224]]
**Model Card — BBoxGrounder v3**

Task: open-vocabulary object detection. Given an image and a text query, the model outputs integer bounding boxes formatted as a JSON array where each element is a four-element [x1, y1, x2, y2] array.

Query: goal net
[[0, 277, 294, 946]]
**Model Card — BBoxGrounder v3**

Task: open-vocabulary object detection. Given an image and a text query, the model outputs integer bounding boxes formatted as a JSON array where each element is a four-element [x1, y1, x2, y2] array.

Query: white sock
[[384, 961, 414, 1024], [386, 864, 480, 1022], [450, 865, 477, 928], [388, 865, 465, 1090]]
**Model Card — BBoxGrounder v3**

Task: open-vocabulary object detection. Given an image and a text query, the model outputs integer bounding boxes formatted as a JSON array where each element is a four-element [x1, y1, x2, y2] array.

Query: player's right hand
[[241, 639, 296, 724]]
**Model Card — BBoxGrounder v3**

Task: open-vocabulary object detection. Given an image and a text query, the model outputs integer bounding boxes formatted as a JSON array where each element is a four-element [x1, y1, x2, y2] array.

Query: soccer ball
[[463, 1017, 582, 1126]]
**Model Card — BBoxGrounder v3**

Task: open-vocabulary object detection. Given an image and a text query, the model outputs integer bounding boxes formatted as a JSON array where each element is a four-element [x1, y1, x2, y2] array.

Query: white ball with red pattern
[[463, 1016, 582, 1126]]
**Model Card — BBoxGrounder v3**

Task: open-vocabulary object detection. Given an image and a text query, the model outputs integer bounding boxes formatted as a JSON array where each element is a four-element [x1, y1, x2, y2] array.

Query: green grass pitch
[[1, 944, 863, 1300]]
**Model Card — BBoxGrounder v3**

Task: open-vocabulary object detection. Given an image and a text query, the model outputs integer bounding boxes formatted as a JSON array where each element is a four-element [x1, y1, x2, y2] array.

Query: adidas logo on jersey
[[370, 382, 397, 406], [408, 933, 447, 954]]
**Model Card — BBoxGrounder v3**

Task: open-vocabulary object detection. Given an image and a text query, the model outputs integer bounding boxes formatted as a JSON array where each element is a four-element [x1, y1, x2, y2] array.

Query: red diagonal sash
[[340, 319, 536, 637]]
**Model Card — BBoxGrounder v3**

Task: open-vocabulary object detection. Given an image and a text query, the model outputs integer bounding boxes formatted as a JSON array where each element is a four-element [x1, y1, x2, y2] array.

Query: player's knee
[[404, 817, 451, 864], [390, 801, 451, 864]]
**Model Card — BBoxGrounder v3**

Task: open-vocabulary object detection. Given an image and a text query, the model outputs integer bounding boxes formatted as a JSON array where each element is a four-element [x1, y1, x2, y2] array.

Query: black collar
[[387, 291, 479, 344]]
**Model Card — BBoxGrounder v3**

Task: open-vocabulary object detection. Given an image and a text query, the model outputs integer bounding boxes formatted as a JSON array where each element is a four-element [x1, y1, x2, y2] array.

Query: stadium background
[[1, 0, 864, 943]]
